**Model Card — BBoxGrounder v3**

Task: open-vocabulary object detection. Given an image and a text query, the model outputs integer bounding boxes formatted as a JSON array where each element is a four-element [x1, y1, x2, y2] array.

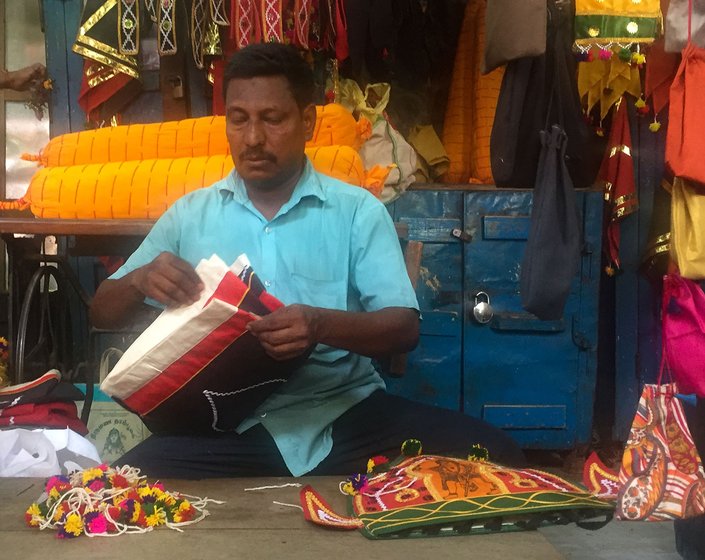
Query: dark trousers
[[675, 398, 705, 560], [116, 390, 526, 479]]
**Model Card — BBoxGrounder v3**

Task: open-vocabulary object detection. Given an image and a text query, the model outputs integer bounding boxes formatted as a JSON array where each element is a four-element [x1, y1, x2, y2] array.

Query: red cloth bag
[[666, 0, 705, 187]]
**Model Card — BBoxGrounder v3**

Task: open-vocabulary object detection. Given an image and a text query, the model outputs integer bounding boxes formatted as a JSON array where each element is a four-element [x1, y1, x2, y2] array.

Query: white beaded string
[[243, 482, 302, 491]]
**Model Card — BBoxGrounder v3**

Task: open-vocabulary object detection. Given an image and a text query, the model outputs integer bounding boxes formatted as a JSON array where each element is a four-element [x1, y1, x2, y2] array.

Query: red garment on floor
[[0, 401, 87, 435]]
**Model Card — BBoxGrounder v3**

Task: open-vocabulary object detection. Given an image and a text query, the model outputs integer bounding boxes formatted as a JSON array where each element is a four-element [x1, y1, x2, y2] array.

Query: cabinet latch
[[451, 228, 472, 243]]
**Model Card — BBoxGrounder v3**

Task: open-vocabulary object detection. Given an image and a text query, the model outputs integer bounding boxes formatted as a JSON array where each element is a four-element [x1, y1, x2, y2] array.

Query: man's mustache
[[240, 150, 276, 162]]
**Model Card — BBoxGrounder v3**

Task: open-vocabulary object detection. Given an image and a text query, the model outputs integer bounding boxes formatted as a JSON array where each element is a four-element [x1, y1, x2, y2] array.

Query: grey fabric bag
[[482, 0, 547, 74]]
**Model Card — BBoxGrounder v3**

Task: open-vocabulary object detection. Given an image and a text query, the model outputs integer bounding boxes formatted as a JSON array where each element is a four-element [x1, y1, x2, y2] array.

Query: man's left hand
[[247, 304, 320, 361]]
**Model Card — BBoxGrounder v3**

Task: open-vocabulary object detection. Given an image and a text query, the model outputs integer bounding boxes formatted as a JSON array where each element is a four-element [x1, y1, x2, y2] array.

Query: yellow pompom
[[649, 120, 661, 132], [631, 52, 646, 65]]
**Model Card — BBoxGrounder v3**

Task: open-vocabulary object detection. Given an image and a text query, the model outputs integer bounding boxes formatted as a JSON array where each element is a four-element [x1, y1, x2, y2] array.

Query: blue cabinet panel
[[482, 405, 567, 430], [463, 190, 601, 448], [386, 188, 602, 450], [385, 191, 463, 412]]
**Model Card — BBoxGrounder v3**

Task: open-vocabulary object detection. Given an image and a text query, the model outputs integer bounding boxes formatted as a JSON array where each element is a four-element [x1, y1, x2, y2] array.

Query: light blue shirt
[[111, 160, 419, 475]]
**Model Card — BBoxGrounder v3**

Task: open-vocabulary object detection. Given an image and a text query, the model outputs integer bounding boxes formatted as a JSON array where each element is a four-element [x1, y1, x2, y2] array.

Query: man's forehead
[[225, 75, 295, 104]]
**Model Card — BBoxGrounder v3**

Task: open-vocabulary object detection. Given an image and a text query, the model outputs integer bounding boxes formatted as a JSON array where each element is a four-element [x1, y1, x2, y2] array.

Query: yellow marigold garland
[[24, 464, 223, 538]]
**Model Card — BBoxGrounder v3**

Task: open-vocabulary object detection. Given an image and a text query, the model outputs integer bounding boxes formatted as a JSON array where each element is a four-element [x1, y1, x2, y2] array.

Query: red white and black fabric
[[78, 61, 142, 124], [101, 254, 306, 435], [0, 370, 61, 410], [0, 370, 84, 410]]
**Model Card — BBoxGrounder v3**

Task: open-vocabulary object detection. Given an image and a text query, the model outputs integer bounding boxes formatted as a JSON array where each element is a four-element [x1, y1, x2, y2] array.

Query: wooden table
[[0, 477, 564, 560]]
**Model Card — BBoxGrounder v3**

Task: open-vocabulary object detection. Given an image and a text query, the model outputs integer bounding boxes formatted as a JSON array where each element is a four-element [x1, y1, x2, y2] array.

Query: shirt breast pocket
[[289, 272, 345, 310]]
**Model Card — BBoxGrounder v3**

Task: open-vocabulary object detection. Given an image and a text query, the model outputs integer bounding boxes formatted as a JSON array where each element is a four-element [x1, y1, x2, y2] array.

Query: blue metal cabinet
[[386, 188, 603, 450], [385, 191, 464, 412]]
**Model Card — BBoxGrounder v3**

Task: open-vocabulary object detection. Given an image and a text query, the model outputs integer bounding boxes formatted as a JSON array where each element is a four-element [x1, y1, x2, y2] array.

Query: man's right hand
[[129, 252, 204, 307]]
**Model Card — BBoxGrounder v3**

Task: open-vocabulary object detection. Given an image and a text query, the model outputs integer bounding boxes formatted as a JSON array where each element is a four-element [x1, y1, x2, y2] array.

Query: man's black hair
[[222, 43, 315, 109]]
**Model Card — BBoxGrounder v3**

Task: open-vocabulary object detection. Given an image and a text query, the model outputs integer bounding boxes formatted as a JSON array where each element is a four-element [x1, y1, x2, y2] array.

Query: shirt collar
[[219, 158, 327, 213]]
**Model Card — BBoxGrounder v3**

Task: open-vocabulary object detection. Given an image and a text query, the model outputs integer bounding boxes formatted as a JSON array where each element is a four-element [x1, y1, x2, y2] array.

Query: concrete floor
[[540, 520, 679, 559], [1, 476, 683, 560]]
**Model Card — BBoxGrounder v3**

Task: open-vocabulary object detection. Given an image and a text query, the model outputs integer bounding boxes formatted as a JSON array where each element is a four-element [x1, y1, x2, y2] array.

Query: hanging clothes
[[72, 0, 143, 123], [442, 0, 504, 184], [644, 38, 681, 120], [491, 0, 603, 189], [598, 98, 638, 272], [336, 0, 396, 82]]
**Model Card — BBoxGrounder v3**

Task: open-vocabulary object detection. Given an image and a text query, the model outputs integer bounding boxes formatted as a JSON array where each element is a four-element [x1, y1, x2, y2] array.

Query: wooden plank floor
[[1, 477, 564, 559]]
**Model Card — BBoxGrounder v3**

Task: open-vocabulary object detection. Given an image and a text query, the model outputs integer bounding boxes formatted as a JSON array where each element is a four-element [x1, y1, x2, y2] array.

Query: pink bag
[[662, 273, 705, 397]]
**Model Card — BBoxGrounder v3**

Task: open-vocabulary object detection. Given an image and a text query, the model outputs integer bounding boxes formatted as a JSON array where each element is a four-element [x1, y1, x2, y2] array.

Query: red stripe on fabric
[[122, 310, 253, 414], [205, 270, 250, 307]]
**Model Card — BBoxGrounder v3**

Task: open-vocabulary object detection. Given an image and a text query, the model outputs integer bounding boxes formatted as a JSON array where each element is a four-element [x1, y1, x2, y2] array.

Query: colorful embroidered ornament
[[301, 449, 614, 538], [24, 464, 222, 538]]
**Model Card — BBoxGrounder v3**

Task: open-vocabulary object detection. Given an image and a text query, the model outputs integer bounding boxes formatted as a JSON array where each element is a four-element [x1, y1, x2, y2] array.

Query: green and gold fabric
[[575, 0, 662, 48]]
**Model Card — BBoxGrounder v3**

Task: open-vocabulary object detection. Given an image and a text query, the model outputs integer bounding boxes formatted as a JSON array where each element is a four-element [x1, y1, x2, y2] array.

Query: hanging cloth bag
[[339, 80, 417, 204], [671, 177, 705, 279], [482, 0, 546, 74], [520, 124, 582, 320], [662, 272, 705, 397], [519, 41, 582, 321], [665, 0, 705, 187], [101, 254, 305, 435], [616, 355, 705, 520]]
